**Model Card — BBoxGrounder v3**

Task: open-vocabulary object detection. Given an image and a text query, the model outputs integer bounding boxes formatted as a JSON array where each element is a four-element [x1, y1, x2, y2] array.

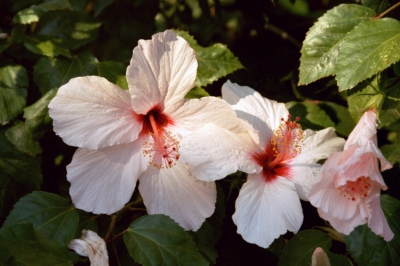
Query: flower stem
[[376, 2, 400, 19], [104, 198, 143, 242]]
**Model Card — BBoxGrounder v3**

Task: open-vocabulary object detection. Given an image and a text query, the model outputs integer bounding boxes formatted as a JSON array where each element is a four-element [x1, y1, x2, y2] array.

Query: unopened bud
[[311, 247, 330, 266]]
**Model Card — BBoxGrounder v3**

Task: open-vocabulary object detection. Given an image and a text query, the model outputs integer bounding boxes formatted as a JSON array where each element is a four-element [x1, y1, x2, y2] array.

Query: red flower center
[[141, 105, 180, 169], [252, 115, 304, 182], [338, 176, 372, 201]]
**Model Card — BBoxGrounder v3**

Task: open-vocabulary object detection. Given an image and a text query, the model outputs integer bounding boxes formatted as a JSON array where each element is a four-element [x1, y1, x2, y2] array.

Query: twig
[[264, 22, 302, 48], [376, 1, 400, 19]]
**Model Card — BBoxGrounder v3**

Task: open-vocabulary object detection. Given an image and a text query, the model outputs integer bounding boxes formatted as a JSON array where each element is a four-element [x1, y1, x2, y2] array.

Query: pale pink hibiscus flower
[[180, 80, 345, 247], [48, 30, 248, 231], [308, 110, 394, 241]]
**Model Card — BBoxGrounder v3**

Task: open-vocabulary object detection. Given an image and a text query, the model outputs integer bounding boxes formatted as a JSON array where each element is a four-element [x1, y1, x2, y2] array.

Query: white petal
[[168, 96, 253, 137], [290, 163, 322, 201], [317, 208, 365, 235], [127, 30, 197, 114], [49, 76, 141, 150], [67, 139, 147, 215], [180, 123, 262, 182], [138, 162, 216, 231], [346, 110, 377, 148], [222, 80, 289, 148], [233, 174, 303, 248], [296, 128, 345, 164], [69, 230, 109, 266]]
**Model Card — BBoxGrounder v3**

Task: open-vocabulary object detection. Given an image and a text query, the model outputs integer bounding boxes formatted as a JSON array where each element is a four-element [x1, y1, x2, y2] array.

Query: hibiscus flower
[[69, 230, 109, 266], [180, 80, 345, 247], [308, 110, 394, 241], [49, 30, 248, 231]]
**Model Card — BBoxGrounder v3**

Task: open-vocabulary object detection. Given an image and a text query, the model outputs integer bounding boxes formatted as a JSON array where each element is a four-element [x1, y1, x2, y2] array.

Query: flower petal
[[127, 30, 197, 114], [180, 123, 262, 182], [168, 96, 254, 137], [138, 162, 216, 231], [289, 163, 322, 201], [232, 173, 303, 248], [69, 230, 109, 266], [222, 80, 289, 148], [295, 128, 345, 164], [49, 76, 141, 150], [67, 138, 147, 215], [367, 188, 394, 241]]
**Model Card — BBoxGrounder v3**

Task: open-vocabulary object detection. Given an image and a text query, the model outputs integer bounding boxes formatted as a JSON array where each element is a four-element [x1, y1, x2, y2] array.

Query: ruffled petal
[[232, 173, 303, 248], [48, 76, 141, 150], [168, 96, 255, 138], [317, 208, 365, 235], [67, 138, 147, 215], [127, 30, 197, 114], [295, 128, 345, 164], [138, 162, 216, 231], [69, 230, 109, 266], [308, 167, 360, 221], [367, 188, 394, 241], [179, 123, 262, 181], [222, 80, 288, 148], [345, 110, 377, 148]]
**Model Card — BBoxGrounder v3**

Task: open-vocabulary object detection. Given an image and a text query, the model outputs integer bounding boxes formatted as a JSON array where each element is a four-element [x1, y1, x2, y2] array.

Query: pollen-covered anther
[[143, 130, 180, 169], [338, 176, 372, 201], [271, 115, 304, 160]]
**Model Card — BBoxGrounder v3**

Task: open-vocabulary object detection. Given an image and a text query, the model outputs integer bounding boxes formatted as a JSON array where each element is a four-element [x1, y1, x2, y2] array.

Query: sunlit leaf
[[278, 229, 331, 266], [0, 122, 42, 224], [173, 29, 243, 87], [97, 61, 128, 89], [23, 89, 57, 134], [0, 65, 28, 125], [336, 18, 400, 91], [13, 0, 72, 24], [344, 195, 400, 266], [35, 10, 101, 50], [185, 87, 210, 99], [33, 52, 98, 95], [23, 34, 71, 57], [286, 101, 335, 131], [299, 4, 375, 85], [347, 75, 383, 121], [124, 214, 208, 266], [3, 191, 78, 246], [0, 223, 73, 266]]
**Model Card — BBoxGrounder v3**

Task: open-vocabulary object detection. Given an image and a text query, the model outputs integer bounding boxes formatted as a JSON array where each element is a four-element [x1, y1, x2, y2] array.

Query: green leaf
[[0, 223, 73, 266], [185, 87, 210, 99], [35, 10, 101, 50], [97, 61, 128, 89], [190, 184, 225, 263], [347, 75, 384, 121], [336, 18, 400, 91], [299, 4, 375, 85], [0, 65, 28, 125], [344, 195, 400, 266], [173, 29, 244, 87], [13, 0, 72, 24], [286, 101, 335, 131], [362, 0, 390, 15], [23, 89, 57, 134], [326, 252, 353, 266], [278, 229, 332, 266], [319, 102, 356, 137], [74, 210, 98, 239], [381, 143, 400, 164], [123, 214, 208, 266], [93, 0, 114, 16], [0, 33, 12, 53], [0, 122, 42, 221], [3, 191, 79, 246], [33, 52, 98, 94], [23, 34, 71, 57]]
